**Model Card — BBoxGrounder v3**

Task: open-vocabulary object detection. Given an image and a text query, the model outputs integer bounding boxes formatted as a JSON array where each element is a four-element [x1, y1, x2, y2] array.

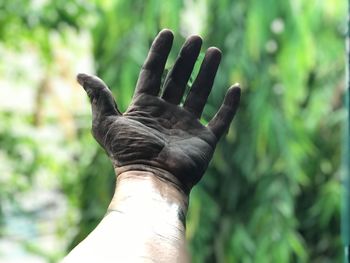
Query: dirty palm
[[77, 29, 241, 193]]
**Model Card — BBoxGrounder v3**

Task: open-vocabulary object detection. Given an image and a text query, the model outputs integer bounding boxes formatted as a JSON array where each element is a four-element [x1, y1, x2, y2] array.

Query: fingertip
[[76, 73, 108, 94], [229, 84, 241, 96], [204, 47, 222, 66], [157, 29, 174, 41], [187, 35, 203, 46], [225, 84, 241, 106], [150, 29, 174, 55], [231, 83, 241, 89], [178, 35, 202, 57], [207, 47, 222, 57], [159, 28, 173, 34], [77, 73, 90, 86]]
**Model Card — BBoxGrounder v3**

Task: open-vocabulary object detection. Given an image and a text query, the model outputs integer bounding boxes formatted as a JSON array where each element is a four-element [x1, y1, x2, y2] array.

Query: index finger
[[133, 29, 174, 97]]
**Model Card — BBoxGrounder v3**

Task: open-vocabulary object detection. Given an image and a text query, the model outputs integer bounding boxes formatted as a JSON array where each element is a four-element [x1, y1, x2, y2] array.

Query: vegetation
[[0, 0, 346, 262]]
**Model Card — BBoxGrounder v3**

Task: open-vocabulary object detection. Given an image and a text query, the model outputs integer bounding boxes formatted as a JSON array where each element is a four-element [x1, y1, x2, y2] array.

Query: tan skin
[[62, 29, 240, 263]]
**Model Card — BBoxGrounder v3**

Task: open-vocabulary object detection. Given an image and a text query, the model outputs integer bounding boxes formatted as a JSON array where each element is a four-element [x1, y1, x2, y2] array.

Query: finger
[[77, 73, 121, 121], [207, 85, 241, 140], [184, 47, 221, 118], [133, 29, 174, 97], [161, 35, 202, 104]]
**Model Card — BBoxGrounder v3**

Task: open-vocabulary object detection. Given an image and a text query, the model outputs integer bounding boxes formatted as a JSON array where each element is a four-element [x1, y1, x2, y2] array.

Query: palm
[[100, 94, 216, 189], [78, 30, 240, 191]]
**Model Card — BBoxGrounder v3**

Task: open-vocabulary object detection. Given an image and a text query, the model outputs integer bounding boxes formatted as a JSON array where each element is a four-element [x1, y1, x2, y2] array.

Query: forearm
[[63, 170, 189, 263]]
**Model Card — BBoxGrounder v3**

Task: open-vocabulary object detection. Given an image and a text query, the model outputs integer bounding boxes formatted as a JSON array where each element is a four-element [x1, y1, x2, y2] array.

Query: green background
[[0, 0, 346, 262]]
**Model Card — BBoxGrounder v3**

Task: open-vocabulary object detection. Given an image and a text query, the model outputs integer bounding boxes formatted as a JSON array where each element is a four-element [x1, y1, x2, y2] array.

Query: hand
[[77, 29, 240, 193]]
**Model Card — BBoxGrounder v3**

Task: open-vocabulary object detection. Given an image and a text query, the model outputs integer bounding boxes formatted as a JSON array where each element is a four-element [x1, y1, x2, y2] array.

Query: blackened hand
[[77, 29, 240, 192]]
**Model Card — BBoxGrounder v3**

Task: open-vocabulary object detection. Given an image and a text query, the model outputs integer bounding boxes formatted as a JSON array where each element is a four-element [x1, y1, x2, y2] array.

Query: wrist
[[108, 168, 189, 227], [114, 164, 191, 194]]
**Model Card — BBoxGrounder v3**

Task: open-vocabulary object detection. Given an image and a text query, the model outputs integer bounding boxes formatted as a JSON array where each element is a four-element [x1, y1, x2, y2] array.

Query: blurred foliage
[[0, 0, 346, 262]]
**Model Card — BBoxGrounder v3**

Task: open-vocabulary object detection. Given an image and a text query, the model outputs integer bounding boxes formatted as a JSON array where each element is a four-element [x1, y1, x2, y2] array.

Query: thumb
[[77, 73, 121, 121]]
